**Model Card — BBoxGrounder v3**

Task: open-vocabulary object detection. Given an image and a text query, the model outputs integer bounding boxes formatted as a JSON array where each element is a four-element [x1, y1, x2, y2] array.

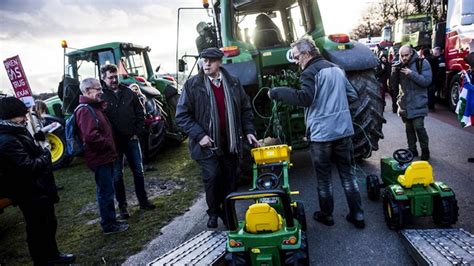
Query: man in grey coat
[[175, 47, 259, 228], [391, 45, 432, 160], [269, 37, 365, 228]]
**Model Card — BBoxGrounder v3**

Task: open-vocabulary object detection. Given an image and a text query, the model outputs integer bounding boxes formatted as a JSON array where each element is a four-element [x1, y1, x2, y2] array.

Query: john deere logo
[[286, 49, 296, 63]]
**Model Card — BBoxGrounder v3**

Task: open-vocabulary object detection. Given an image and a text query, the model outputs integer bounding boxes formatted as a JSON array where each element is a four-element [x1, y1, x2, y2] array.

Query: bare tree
[[350, 0, 440, 40]]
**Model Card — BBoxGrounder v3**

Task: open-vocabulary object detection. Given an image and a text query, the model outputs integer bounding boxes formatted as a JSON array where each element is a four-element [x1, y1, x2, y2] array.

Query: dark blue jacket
[[175, 68, 255, 160]]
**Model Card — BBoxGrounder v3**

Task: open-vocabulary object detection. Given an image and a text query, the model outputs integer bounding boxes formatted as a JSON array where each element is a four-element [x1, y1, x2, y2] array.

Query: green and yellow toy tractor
[[366, 149, 459, 230], [224, 145, 308, 265]]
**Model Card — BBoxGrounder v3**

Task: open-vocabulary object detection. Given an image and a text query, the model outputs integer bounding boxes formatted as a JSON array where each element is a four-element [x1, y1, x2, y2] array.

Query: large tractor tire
[[347, 70, 386, 160], [48, 127, 73, 170]]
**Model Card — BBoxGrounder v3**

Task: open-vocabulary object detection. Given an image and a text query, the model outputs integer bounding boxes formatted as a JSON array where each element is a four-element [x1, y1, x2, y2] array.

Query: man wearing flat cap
[[176, 47, 260, 228]]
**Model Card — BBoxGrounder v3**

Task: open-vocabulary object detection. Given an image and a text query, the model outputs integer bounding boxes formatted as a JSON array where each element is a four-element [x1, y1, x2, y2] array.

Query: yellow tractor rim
[[47, 133, 64, 163]]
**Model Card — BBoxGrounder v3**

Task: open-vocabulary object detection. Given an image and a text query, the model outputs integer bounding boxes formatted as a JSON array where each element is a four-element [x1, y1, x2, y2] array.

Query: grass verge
[[0, 142, 202, 264]]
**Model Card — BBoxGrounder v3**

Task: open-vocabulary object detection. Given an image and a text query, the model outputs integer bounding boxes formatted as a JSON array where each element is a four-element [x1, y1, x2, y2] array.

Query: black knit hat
[[200, 47, 224, 59], [0, 97, 29, 120]]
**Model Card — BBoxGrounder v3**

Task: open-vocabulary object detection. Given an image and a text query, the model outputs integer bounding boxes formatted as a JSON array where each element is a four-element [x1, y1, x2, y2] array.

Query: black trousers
[[19, 196, 59, 265], [197, 154, 238, 216]]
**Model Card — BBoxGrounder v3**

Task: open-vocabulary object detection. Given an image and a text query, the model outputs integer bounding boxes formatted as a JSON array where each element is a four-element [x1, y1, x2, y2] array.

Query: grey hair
[[100, 64, 118, 80], [291, 36, 320, 57], [80, 78, 100, 93]]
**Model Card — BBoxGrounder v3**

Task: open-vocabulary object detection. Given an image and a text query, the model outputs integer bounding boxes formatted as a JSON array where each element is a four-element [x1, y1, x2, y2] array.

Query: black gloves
[[34, 131, 46, 141]]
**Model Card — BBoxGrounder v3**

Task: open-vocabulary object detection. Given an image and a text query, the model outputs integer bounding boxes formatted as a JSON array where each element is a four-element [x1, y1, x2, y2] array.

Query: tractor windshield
[[66, 49, 116, 82], [121, 48, 148, 78], [231, 0, 310, 48], [402, 17, 431, 34]]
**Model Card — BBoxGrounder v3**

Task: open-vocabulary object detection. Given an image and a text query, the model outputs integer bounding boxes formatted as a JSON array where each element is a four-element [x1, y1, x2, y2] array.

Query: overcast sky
[[0, 0, 372, 94]]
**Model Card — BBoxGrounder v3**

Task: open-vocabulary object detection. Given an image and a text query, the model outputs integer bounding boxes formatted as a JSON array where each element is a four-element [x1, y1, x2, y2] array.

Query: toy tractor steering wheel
[[256, 173, 280, 190], [393, 149, 414, 164]]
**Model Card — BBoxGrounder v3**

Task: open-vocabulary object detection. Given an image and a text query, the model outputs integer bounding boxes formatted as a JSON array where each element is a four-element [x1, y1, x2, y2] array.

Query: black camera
[[392, 62, 405, 71]]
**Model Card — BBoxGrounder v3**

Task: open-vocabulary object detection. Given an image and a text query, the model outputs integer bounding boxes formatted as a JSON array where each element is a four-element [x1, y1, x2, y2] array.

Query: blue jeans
[[113, 138, 148, 207], [309, 137, 364, 220], [93, 162, 117, 229]]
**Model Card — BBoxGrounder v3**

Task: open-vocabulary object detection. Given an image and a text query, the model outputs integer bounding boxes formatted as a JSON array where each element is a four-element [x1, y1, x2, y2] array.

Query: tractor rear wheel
[[366, 175, 381, 201], [283, 231, 309, 266], [224, 251, 249, 266], [347, 70, 386, 160], [293, 200, 307, 231], [48, 128, 73, 170], [382, 189, 406, 230], [433, 196, 459, 227]]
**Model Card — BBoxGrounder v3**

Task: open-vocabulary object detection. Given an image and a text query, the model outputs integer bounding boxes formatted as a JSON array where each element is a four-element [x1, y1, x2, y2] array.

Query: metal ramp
[[148, 231, 227, 265], [401, 229, 474, 265]]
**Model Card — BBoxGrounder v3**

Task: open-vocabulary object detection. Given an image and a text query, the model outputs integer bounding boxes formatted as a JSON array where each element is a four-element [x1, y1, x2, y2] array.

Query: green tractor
[[45, 41, 186, 169], [177, 0, 385, 160], [224, 145, 308, 265], [387, 13, 433, 61], [366, 149, 459, 230]]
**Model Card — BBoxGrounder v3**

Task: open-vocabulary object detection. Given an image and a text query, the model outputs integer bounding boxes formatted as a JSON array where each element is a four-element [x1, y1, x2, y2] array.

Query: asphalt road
[[126, 102, 474, 265]]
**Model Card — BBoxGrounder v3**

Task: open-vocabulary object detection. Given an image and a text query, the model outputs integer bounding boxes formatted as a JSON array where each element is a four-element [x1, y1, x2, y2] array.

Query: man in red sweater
[[76, 78, 129, 234], [176, 48, 259, 228]]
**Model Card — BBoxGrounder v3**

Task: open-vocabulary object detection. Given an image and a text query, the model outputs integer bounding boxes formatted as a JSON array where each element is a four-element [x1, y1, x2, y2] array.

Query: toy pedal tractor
[[224, 145, 309, 265], [366, 149, 459, 230]]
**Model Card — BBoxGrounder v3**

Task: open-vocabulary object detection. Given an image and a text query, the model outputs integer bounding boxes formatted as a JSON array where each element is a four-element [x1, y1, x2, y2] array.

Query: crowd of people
[[1, 28, 472, 263], [0, 64, 159, 264]]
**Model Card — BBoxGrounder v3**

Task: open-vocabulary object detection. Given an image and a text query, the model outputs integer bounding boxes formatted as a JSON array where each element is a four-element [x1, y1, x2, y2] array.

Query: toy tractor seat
[[251, 145, 291, 165], [397, 161, 434, 188], [245, 203, 282, 233]]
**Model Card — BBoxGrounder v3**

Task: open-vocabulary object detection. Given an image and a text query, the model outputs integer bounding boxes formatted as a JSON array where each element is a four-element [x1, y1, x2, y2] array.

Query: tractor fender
[[164, 84, 178, 100], [387, 185, 409, 201], [431, 182, 456, 198], [322, 42, 378, 71]]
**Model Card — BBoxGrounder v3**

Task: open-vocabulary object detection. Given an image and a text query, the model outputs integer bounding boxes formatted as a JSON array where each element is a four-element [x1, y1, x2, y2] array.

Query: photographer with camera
[[195, 22, 218, 54], [390, 45, 432, 160]]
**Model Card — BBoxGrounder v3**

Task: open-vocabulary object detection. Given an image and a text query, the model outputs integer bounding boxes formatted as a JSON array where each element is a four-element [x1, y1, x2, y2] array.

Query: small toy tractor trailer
[[366, 149, 459, 230], [224, 145, 308, 265]]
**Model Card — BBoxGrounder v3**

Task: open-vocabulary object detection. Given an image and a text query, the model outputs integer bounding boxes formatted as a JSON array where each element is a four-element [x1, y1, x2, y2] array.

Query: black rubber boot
[[421, 148, 430, 161]]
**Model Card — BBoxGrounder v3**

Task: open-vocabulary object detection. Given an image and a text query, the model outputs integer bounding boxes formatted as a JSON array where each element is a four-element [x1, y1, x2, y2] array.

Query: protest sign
[[3, 55, 34, 107]]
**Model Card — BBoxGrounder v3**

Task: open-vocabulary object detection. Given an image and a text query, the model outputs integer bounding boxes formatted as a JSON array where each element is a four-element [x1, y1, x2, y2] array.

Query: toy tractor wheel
[[283, 231, 309, 266], [47, 127, 73, 170], [382, 190, 406, 230], [293, 201, 307, 231], [366, 175, 380, 201], [224, 251, 249, 266], [347, 70, 386, 160], [433, 196, 459, 227]]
